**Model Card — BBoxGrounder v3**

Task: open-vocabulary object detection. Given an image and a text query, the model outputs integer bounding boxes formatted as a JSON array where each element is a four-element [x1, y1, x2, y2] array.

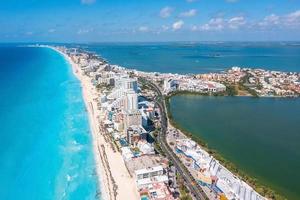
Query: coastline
[[42, 44, 294, 200], [47, 46, 140, 200]]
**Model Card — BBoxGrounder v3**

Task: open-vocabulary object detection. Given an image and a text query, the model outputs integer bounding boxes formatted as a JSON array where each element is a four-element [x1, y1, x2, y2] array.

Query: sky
[[1, 0, 300, 42]]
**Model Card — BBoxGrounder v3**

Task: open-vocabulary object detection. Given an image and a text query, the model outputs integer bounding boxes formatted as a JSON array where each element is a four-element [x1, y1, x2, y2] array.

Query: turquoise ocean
[[0, 46, 100, 200]]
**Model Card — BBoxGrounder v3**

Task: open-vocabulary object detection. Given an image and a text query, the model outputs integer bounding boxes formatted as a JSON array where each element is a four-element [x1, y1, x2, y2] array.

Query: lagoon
[[169, 95, 300, 199]]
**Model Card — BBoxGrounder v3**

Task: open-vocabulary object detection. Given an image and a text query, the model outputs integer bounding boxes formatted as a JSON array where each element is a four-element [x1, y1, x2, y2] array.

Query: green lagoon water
[[169, 95, 300, 199]]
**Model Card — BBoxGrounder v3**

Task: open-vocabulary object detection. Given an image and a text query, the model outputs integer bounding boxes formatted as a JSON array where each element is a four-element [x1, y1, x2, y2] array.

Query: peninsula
[[45, 45, 298, 200]]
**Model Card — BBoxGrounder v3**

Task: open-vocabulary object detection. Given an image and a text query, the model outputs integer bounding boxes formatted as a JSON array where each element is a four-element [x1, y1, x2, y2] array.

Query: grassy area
[[238, 73, 259, 97], [238, 83, 259, 97], [224, 84, 238, 96], [165, 94, 286, 200]]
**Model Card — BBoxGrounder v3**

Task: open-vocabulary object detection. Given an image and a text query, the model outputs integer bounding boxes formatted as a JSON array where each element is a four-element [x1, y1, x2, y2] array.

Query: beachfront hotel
[[91, 67, 178, 199]]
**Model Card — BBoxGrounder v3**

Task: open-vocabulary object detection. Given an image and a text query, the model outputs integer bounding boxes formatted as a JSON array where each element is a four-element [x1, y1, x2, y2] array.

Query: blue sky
[[1, 0, 300, 42]]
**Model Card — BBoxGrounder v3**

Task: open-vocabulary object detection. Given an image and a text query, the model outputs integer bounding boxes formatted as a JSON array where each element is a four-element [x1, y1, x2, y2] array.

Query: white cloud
[[191, 10, 300, 33], [172, 20, 184, 30], [160, 6, 173, 18], [81, 0, 96, 5], [138, 26, 149, 32], [285, 10, 300, 26], [258, 14, 280, 27], [195, 16, 246, 31], [180, 9, 197, 17], [200, 18, 225, 31], [77, 28, 93, 34], [265, 14, 280, 25], [228, 16, 246, 29], [256, 10, 300, 29]]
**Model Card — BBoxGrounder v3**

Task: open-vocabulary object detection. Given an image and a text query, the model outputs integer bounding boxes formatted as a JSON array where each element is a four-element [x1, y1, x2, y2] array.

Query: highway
[[139, 78, 209, 200]]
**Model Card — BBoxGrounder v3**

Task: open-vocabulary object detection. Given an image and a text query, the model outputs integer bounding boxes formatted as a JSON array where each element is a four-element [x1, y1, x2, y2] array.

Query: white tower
[[116, 77, 138, 93], [125, 90, 138, 111]]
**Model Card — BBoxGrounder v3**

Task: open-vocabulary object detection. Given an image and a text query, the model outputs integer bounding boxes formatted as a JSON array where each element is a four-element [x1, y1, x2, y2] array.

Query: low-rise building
[[176, 139, 265, 200], [135, 165, 169, 189]]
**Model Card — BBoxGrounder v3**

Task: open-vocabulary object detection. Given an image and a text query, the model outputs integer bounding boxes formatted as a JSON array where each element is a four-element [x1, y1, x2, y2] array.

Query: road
[[139, 78, 209, 200]]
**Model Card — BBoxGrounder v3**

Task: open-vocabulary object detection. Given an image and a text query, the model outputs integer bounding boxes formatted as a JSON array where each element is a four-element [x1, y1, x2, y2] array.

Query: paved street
[[140, 78, 209, 200]]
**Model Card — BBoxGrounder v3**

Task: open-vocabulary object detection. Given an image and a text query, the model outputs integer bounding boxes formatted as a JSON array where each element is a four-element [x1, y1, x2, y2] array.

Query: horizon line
[[1, 40, 300, 45]]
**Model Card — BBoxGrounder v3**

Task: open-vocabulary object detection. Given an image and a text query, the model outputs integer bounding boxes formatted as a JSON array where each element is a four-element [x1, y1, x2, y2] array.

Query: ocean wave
[[66, 173, 78, 182], [60, 139, 85, 154], [68, 96, 82, 104], [72, 140, 79, 145], [68, 144, 84, 153]]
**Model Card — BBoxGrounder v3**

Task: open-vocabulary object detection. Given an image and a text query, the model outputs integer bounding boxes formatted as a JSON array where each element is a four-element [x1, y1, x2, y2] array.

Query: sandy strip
[[47, 46, 140, 200]]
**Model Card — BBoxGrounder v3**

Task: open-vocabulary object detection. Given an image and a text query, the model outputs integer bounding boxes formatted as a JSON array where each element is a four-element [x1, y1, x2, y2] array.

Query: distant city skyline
[[1, 0, 300, 42]]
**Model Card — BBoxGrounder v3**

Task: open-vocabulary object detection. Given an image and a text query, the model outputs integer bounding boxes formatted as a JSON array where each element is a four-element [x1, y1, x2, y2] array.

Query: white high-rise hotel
[[109, 76, 141, 131], [115, 77, 138, 93], [125, 90, 138, 111]]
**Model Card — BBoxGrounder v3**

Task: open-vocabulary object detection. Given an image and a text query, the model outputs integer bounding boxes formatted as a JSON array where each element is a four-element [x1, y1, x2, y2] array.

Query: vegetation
[[96, 83, 113, 91], [132, 147, 140, 153], [154, 142, 166, 157], [176, 172, 193, 200], [157, 80, 164, 88], [238, 73, 259, 97], [128, 71, 135, 78], [238, 83, 259, 97], [152, 127, 166, 156], [138, 78, 151, 90], [224, 84, 238, 96], [167, 86, 238, 97], [168, 90, 213, 97], [165, 94, 286, 200], [152, 129, 159, 138]]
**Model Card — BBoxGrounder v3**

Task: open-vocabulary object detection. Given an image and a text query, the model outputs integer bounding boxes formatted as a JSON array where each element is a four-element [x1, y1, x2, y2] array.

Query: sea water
[[86, 42, 300, 74], [0, 46, 100, 200]]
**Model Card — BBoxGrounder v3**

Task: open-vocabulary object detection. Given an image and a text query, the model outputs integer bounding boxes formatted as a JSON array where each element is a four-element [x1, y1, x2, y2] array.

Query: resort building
[[126, 125, 148, 146], [139, 182, 175, 200], [176, 139, 265, 200], [163, 77, 226, 95], [115, 77, 138, 93], [124, 110, 142, 131], [135, 166, 169, 189]]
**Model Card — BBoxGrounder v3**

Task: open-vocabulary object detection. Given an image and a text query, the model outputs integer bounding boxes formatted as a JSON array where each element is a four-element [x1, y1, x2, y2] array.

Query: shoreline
[[47, 46, 109, 200], [42, 44, 290, 200], [46, 46, 140, 200]]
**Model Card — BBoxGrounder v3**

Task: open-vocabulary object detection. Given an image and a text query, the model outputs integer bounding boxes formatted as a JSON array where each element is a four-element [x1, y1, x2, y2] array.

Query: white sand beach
[[49, 46, 140, 200]]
